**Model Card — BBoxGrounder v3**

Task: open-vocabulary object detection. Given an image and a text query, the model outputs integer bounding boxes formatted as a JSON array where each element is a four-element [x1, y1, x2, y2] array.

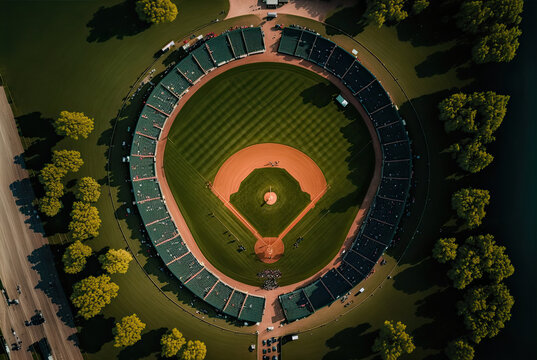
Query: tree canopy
[[70, 275, 119, 319], [62, 240, 92, 274], [451, 188, 490, 228], [76, 177, 101, 203], [52, 149, 84, 173], [136, 0, 178, 24], [39, 164, 67, 185], [39, 196, 63, 217], [456, 140, 494, 173], [438, 92, 509, 143], [99, 248, 133, 274], [113, 314, 146, 347], [432, 237, 458, 263], [54, 111, 95, 140], [448, 234, 514, 289], [367, 0, 429, 27], [372, 320, 415, 360], [161, 328, 186, 358], [180, 340, 207, 360], [456, 0, 524, 63], [446, 339, 475, 360], [457, 283, 514, 343], [44, 180, 64, 199], [69, 201, 102, 240]]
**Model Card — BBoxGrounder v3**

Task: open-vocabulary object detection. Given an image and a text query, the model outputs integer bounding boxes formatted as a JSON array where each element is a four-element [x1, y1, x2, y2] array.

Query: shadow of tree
[[86, 0, 150, 43], [392, 257, 448, 295], [323, 322, 378, 360], [414, 44, 472, 78], [118, 327, 167, 360], [16, 112, 61, 171], [27, 245, 78, 328], [300, 82, 338, 107], [78, 315, 115, 353], [324, 1, 369, 37], [9, 179, 45, 235]]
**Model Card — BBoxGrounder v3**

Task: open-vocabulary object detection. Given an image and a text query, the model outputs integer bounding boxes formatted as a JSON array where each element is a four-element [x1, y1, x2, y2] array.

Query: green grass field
[[163, 62, 375, 286], [229, 168, 311, 237]]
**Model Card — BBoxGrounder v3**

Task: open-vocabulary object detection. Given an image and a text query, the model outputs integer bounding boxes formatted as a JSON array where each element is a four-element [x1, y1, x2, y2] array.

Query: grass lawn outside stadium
[[163, 62, 375, 286], [229, 168, 311, 237]]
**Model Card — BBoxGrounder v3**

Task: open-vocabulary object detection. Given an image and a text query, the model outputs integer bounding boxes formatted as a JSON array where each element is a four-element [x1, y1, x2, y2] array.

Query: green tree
[[472, 24, 522, 63], [180, 340, 207, 360], [69, 201, 102, 240], [52, 149, 84, 172], [62, 240, 92, 274], [456, 0, 523, 34], [451, 188, 490, 228], [39, 196, 62, 217], [432, 237, 458, 263], [457, 283, 514, 343], [113, 314, 146, 347], [161, 328, 186, 358], [54, 111, 95, 140], [372, 320, 415, 360], [44, 180, 64, 199], [76, 177, 101, 203], [438, 92, 509, 142], [70, 275, 119, 319], [136, 0, 178, 24], [39, 163, 67, 185], [446, 339, 475, 360], [99, 249, 133, 274], [448, 234, 514, 289], [456, 140, 494, 173]]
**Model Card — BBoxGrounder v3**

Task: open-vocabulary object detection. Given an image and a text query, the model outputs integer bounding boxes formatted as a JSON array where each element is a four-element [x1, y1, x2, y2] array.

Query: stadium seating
[[279, 289, 314, 322], [146, 87, 178, 115], [369, 105, 401, 128], [303, 279, 334, 311], [278, 27, 301, 55], [378, 177, 411, 201], [185, 268, 219, 299], [130, 156, 155, 181], [383, 159, 412, 179], [156, 237, 189, 264], [308, 36, 336, 66], [344, 250, 375, 276], [325, 46, 355, 79], [356, 80, 392, 114], [242, 27, 265, 54], [133, 179, 161, 203], [227, 30, 248, 58], [160, 69, 191, 97], [338, 262, 364, 286], [192, 45, 216, 73], [206, 36, 235, 65], [167, 252, 203, 281], [294, 30, 316, 60], [342, 62, 376, 94], [223, 290, 247, 317], [239, 295, 265, 323], [352, 235, 387, 263], [204, 281, 234, 311], [177, 54, 205, 83]]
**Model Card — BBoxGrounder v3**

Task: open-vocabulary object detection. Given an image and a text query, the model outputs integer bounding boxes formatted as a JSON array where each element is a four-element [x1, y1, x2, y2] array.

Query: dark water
[[477, 1, 537, 357]]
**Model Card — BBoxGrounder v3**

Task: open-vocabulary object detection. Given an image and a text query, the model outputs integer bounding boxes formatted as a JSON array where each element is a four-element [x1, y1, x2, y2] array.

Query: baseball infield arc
[[211, 143, 328, 263]]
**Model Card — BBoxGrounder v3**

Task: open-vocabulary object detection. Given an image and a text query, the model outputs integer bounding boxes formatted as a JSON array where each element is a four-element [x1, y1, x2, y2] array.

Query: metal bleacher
[[129, 28, 267, 324], [277, 26, 413, 323]]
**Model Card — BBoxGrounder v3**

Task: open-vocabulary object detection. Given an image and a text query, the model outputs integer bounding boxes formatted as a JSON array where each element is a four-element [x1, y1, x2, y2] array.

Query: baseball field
[[163, 62, 375, 286]]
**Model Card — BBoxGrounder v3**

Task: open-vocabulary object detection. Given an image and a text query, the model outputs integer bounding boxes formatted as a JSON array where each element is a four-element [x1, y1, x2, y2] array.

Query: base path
[[155, 22, 383, 342], [0, 88, 82, 360], [211, 143, 328, 263]]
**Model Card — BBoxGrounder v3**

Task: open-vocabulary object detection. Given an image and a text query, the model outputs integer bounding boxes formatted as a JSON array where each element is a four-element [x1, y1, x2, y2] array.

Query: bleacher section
[[279, 290, 314, 322], [227, 30, 248, 58], [277, 26, 413, 323], [294, 30, 316, 60], [192, 45, 216, 73], [206, 36, 235, 65], [223, 291, 247, 317], [239, 295, 265, 323], [242, 27, 265, 54], [129, 28, 267, 323], [325, 46, 355, 79]]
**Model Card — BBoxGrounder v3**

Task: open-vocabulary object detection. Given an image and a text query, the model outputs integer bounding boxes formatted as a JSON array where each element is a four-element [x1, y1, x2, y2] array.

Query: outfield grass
[[163, 62, 375, 286], [229, 168, 311, 237]]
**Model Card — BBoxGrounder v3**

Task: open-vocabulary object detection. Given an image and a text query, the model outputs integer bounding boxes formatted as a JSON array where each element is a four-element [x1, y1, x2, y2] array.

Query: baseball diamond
[[130, 25, 411, 327]]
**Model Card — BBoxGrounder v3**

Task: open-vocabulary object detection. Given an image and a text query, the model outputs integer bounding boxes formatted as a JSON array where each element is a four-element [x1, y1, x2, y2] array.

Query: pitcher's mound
[[264, 191, 277, 205]]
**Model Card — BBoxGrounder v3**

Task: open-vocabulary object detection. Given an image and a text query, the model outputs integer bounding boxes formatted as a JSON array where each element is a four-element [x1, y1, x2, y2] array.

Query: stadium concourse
[[128, 21, 412, 353]]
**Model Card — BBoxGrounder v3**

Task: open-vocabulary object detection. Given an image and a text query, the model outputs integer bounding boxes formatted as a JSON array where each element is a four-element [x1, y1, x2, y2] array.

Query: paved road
[[0, 87, 82, 360]]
